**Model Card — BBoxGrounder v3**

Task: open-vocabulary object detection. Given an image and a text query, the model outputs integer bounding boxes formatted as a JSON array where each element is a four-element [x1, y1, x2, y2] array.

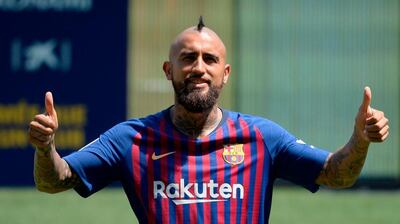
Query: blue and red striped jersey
[[64, 108, 329, 223]]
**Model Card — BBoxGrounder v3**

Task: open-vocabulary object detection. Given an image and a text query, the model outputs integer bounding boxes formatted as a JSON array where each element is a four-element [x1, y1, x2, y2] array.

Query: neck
[[170, 104, 222, 138]]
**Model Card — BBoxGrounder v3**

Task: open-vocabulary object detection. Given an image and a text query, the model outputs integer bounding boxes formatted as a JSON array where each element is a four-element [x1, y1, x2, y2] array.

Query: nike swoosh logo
[[151, 151, 176, 160]]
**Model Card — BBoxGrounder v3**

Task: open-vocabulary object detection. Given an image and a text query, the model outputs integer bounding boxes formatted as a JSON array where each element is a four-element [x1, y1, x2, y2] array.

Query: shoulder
[[93, 109, 169, 153], [105, 109, 168, 137], [224, 110, 288, 136], [223, 109, 294, 153]]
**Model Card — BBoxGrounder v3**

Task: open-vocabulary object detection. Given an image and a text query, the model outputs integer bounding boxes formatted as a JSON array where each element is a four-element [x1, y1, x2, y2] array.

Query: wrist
[[350, 132, 370, 152], [35, 141, 55, 154]]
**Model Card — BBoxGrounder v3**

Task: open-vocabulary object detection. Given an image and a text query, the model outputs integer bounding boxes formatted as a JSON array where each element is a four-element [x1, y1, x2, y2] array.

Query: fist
[[355, 87, 389, 145], [29, 92, 59, 150]]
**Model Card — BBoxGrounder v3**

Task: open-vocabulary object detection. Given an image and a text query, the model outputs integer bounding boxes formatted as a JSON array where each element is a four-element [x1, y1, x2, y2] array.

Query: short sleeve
[[257, 119, 329, 193], [63, 123, 132, 197], [274, 131, 329, 192]]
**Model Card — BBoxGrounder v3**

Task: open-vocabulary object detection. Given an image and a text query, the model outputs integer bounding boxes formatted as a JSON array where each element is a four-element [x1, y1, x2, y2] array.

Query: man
[[29, 19, 389, 223]]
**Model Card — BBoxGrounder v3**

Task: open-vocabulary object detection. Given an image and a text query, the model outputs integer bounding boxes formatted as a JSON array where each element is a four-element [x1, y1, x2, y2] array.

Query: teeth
[[192, 79, 207, 83]]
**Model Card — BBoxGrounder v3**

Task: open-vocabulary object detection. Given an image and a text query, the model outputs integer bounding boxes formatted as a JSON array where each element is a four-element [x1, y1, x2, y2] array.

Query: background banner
[[0, 0, 128, 185]]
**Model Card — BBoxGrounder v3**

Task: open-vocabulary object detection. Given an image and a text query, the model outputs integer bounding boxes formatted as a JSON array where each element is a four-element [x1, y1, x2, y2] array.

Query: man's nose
[[191, 58, 206, 74]]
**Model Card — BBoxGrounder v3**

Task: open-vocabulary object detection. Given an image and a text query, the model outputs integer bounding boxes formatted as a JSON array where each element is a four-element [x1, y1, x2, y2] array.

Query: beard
[[172, 77, 223, 113]]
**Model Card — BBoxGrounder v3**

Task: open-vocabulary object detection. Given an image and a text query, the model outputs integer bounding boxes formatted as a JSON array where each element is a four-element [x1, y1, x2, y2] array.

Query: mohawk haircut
[[197, 16, 205, 31]]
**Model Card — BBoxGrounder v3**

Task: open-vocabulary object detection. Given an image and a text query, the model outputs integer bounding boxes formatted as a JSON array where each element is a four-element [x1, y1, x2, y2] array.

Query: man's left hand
[[354, 86, 389, 147]]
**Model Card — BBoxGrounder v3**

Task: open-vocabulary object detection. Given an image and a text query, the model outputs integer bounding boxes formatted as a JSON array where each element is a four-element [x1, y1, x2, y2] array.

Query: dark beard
[[173, 79, 222, 113]]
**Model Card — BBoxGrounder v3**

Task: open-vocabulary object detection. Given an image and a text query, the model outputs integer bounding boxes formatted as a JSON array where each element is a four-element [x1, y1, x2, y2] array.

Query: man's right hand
[[29, 91, 59, 151], [30, 92, 81, 193]]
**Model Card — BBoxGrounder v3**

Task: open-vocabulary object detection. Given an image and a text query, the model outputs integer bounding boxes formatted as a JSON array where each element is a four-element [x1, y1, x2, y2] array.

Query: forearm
[[34, 145, 81, 193], [316, 133, 369, 188]]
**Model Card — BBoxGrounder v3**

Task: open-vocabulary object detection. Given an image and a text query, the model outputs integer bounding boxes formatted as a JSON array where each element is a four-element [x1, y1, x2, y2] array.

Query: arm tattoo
[[34, 150, 82, 193], [316, 137, 369, 188]]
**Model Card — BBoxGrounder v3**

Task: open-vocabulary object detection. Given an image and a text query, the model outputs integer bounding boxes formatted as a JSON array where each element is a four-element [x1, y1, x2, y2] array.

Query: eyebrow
[[179, 51, 220, 62], [179, 51, 196, 58]]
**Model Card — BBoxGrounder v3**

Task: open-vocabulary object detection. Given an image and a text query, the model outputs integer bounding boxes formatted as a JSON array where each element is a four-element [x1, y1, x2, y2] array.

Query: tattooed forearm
[[316, 135, 369, 188], [34, 149, 82, 193]]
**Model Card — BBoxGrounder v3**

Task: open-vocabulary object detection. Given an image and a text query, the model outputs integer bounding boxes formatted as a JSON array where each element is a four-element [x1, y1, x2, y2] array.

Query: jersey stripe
[[187, 139, 198, 224], [215, 128, 225, 223], [247, 123, 258, 223], [222, 121, 231, 224], [139, 131, 150, 222], [209, 130, 218, 224], [146, 127, 156, 224], [165, 120, 176, 223], [153, 126, 162, 223], [234, 119, 244, 224], [201, 136, 211, 222], [131, 133, 145, 221], [227, 118, 238, 224], [173, 129, 184, 224], [180, 135, 190, 223], [256, 127, 269, 223], [251, 128, 266, 223], [239, 118, 251, 223], [195, 139, 205, 224], [159, 119, 170, 224]]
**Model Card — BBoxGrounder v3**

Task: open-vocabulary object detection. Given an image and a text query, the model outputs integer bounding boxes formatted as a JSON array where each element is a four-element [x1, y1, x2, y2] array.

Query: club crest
[[223, 144, 244, 165]]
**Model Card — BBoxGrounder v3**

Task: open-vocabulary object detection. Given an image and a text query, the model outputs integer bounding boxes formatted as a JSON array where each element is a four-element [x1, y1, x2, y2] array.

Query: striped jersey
[[64, 108, 329, 223]]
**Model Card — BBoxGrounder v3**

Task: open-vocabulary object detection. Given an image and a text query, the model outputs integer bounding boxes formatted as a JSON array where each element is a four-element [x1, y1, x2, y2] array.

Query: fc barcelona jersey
[[64, 108, 329, 223]]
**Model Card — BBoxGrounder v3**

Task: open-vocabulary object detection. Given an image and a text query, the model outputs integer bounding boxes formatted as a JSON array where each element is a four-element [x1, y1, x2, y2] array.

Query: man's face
[[164, 29, 230, 113]]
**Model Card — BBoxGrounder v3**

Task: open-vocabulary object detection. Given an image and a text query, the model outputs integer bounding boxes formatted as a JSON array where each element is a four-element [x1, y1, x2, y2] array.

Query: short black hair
[[197, 16, 205, 31]]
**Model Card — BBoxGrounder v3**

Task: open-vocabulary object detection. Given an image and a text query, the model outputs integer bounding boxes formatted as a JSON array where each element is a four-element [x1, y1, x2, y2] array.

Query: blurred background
[[0, 0, 399, 223]]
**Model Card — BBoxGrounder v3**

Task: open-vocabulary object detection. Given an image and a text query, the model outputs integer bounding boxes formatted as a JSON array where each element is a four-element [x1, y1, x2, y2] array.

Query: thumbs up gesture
[[29, 92, 59, 151], [354, 87, 389, 146]]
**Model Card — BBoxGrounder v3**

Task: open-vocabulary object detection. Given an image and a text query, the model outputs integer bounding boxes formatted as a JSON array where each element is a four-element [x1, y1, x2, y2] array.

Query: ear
[[163, 61, 172, 80], [223, 64, 231, 84]]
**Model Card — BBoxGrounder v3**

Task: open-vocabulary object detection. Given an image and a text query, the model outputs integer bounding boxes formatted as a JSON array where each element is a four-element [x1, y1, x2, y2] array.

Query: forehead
[[171, 30, 226, 58]]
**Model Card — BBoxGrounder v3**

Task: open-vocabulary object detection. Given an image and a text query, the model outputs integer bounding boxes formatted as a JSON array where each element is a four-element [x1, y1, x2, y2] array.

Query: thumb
[[359, 86, 372, 116], [45, 91, 58, 121]]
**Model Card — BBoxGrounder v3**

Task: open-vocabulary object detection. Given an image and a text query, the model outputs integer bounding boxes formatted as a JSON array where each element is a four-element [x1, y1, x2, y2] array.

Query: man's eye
[[183, 55, 195, 61], [204, 56, 217, 63]]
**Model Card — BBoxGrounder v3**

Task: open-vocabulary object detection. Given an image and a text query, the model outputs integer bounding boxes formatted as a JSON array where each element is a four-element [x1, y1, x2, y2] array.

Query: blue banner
[[0, 0, 128, 185]]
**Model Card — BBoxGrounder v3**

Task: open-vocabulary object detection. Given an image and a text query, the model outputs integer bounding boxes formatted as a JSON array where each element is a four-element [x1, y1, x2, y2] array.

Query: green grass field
[[0, 187, 399, 224]]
